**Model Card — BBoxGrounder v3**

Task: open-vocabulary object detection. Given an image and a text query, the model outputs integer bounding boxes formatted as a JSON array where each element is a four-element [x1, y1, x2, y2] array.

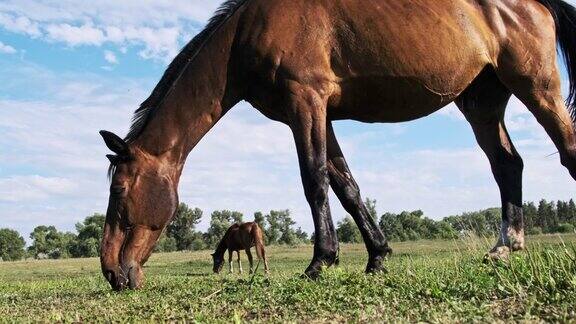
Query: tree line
[[0, 204, 310, 261], [1, 198, 575, 261], [337, 198, 576, 243], [154, 205, 310, 252]]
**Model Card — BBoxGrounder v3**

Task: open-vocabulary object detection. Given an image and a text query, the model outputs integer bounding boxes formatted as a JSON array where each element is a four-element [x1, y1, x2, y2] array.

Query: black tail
[[538, 0, 576, 124]]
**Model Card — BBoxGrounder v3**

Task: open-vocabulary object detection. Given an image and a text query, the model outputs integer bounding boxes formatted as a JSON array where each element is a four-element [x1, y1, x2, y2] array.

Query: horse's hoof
[[483, 246, 510, 264], [365, 260, 388, 274], [303, 269, 321, 280], [303, 263, 324, 280], [365, 246, 392, 274]]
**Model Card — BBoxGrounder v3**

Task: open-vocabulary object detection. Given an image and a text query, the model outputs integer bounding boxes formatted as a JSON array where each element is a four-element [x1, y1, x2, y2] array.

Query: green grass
[[1, 234, 575, 322]]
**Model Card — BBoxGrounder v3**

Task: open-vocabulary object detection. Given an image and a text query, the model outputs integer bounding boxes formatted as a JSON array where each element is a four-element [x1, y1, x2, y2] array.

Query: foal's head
[[211, 253, 225, 273], [99, 130, 179, 290]]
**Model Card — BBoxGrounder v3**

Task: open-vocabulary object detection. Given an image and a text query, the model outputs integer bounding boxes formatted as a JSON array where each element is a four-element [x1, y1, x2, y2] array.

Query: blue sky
[[1, 0, 575, 241]]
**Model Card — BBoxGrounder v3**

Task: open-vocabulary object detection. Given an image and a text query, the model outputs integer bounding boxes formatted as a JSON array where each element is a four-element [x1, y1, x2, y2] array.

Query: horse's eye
[[111, 185, 125, 195]]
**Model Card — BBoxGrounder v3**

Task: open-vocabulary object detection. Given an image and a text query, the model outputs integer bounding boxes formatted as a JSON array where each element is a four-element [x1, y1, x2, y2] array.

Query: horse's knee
[[303, 169, 330, 205], [341, 185, 362, 211], [491, 153, 524, 185]]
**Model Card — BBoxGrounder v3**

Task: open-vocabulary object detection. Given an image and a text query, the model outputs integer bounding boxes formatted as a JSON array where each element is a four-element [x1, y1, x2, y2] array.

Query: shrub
[[555, 223, 574, 234]]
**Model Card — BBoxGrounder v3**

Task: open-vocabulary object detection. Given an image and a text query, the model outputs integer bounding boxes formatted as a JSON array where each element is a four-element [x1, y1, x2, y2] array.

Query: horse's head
[[211, 253, 225, 273], [99, 130, 179, 291]]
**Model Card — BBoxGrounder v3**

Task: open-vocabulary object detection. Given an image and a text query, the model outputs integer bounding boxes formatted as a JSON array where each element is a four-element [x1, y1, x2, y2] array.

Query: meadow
[[0, 234, 575, 322]]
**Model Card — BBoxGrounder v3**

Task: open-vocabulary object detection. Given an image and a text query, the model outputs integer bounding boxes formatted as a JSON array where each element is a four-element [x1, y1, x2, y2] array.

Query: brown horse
[[99, 0, 576, 290], [211, 222, 269, 274]]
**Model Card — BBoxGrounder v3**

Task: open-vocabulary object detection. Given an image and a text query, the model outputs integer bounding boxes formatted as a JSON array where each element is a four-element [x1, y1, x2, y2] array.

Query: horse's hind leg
[[327, 123, 392, 273], [494, 14, 576, 182], [497, 65, 576, 181], [255, 241, 269, 274], [455, 68, 524, 260], [245, 248, 254, 274]]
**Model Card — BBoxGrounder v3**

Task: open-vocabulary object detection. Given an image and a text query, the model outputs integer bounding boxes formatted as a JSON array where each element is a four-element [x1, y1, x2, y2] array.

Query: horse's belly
[[324, 0, 494, 122], [328, 75, 462, 123]]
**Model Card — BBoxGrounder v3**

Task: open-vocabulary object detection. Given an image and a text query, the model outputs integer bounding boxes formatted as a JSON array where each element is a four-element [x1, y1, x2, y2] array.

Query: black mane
[[124, 0, 249, 143]]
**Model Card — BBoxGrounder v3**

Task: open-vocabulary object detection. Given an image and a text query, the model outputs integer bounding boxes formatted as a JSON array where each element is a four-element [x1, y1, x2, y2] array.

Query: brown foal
[[212, 222, 269, 274], [100, 0, 576, 290]]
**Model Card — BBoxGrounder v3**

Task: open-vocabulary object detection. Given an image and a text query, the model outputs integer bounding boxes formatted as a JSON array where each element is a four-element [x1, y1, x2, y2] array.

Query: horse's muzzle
[[103, 267, 129, 291]]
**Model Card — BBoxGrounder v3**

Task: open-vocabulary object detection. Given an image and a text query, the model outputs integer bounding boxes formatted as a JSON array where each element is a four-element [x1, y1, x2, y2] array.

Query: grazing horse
[[99, 0, 576, 290], [211, 222, 269, 274]]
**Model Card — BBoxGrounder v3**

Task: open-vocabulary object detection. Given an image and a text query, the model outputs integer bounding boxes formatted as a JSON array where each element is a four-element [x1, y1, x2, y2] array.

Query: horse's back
[[238, 0, 494, 121], [237, 0, 557, 123], [226, 222, 261, 250]]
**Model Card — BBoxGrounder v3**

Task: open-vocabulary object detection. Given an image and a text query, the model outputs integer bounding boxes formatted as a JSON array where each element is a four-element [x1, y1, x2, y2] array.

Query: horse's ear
[[100, 130, 128, 155], [106, 154, 121, 165]]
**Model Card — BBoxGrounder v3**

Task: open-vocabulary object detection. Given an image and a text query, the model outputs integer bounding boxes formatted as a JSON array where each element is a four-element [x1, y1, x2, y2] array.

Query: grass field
[[1, 234, 575, 322]]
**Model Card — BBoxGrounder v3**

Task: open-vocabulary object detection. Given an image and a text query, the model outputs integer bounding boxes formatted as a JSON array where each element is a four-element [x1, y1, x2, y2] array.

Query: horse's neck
[[214, 236, 229, 256], [132, 16, 241, 168]]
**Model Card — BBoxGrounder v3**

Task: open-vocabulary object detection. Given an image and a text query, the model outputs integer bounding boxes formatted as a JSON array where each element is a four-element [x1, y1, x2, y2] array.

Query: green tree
[[537, 199, 556, 232], [568, 199, 576, 224], [0, 229, 26, 261], [262, 210, 306, 245], [69, 213, 105, 258], [205, 210, 244, 247], [278, 210, 298, 245], [254, 212, 265, 227], [154, 232, 178, 252], [264, 210, 283, 244], [295, 227, 309, 242], [365, 198, 378, 220], [379, 212, 403, 242], [166, 204, 204, 251], [430, 221, 458, 240], [29, 226, 75, 259], [523, 202, 538, 233], [336, 216, 362, 243]]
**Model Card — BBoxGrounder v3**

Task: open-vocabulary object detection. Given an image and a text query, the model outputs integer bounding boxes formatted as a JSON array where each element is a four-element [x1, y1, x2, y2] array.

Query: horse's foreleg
[[326, 122, 391, 273], [228, 249, 233, 273], [286, 84, 338, 278]]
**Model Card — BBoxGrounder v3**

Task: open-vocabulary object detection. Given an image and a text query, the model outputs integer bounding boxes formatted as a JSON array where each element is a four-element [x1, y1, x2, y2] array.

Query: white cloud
[[0, 0, 223, 61], [104, 50, 118, 64], [0, 176, 77, 202], [0, 12, 41, 37], [0, 41, 16, 54], [45, 22, 106, 46]]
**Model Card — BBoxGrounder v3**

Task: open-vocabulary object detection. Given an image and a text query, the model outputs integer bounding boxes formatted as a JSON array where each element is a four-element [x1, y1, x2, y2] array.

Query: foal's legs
[[286, 83, 338, 278], [228, 249, 233, 273], [245, 248, 254, 274], [326, 123, 392, 272], [456, 69, 524, 260], [255, 241, 270, 274], [237, 250, 243, 274]]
